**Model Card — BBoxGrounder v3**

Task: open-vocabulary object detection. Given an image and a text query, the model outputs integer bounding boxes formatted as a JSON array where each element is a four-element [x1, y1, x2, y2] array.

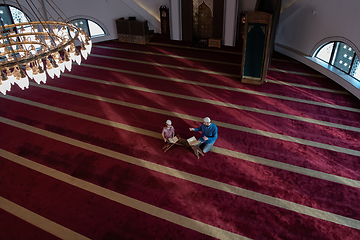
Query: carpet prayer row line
[[1, 90, 360, 184], [1, 87, 360, 214], [1, 41, 360, 239], [83, 51, 360, 112], [96, 41, 352, 93], [66, 62, 360, 127], [95, 44, 350, 95], [2, 77, 360, 177], [0, 123, 359, 239], [62, 64, 360, 132]]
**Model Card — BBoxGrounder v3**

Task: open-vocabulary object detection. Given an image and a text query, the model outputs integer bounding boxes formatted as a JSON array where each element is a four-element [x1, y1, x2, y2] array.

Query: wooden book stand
[[162, 135, 204, 159]]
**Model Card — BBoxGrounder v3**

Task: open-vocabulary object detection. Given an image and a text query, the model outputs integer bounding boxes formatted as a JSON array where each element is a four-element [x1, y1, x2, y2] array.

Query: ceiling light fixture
[[0, 0, 92, 95]]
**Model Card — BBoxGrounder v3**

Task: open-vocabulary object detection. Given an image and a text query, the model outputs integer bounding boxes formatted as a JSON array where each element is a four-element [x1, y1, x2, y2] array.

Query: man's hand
[[189, 128, 194, 131], [203, 136, 208, 141]]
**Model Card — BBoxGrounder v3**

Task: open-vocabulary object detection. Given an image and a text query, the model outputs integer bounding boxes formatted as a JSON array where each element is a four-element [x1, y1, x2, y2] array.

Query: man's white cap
[[203, 117, 211, 123], [166, 120, 172, 125]]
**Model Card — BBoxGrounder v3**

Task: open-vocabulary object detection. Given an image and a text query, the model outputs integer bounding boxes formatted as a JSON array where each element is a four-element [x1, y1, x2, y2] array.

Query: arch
[[197, 2, 213, 39], [67, 15, 109, 38], [311, 37, 360, 81], [0, 1, 36, 21], [310, 36, 360, 59]]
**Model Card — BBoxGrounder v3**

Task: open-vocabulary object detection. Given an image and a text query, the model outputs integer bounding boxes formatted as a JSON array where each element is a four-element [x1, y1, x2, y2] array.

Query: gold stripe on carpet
[[268, 67, 326, 78], [265, 79, 350, 95], [146, 41, 241, 55], [10, 85, 360, 158], [59, 74, 360, 132], [0, 123, 360, 231], [94, 45, 343, 94], [93, 45, 241, 66], [0, 148, 249, 240], [92, 45, 325, 78], [6, 84, 360, 156], [2, 95, 360, 189], [90, 54, 241, 78], [78, 64, 360, 113], [0, 196, 90, 240]]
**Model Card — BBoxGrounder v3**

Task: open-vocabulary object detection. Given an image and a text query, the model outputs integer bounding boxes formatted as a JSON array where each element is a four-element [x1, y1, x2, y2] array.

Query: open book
[[169, 136, 179, 144], [187, 136, 201, 146]]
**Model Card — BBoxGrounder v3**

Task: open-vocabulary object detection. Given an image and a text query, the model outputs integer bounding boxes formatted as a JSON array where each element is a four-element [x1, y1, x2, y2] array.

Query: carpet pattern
[[0, 40, 360, 240]]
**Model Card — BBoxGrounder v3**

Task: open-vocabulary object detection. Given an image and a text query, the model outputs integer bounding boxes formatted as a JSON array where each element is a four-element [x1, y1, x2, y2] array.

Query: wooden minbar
[[116, 18, 149, 44]]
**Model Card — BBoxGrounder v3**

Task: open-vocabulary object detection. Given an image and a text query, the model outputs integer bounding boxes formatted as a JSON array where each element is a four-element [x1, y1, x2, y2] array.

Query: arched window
[[0, 5, 33, 55], [314, 41, 360, 81], [0, 4, 30, 29], [71, 19, 106, 38]]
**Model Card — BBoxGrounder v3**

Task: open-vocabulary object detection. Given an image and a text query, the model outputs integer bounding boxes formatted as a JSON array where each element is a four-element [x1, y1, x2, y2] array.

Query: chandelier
[[0, 0, 92, 95]]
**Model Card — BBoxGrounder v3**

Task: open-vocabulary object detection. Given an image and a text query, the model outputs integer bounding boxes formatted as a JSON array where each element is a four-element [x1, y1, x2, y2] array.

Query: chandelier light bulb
[[81, 49, 88, 60], [52, 27, 59, 35], [74, 49, 82, 65], [6, 68, 16, 85], [84, 39, 92, 55], [11, 67, 29, 90], [0, 71, 11, 95], [58, 59, 65, 73], [64, 52, 72, 72], [17, 69, 29, 90], [37, 59, 44, 70], [38, 67, 47, 83], [29, 45, 36, 55], [47, 67, 55, 79], [81, 43, 88, 60], [45, 35, 51, 46], [32, 67, 40, 84], [88, 39, 93, 51], [69, 30, 76, 38], [58, 27, 67, 36], [26, 63, 34, 79], [46, 58, 55, 79], [64, 60, 72, 72], [33, 66, 47, 84], [52, 60, 61, 78], [32, 76, 40, 85], [53, 68, 61, 78], [0, 79, 11, 94], [17, 78, 29, 90], [13, 67, 21, 80], [69, 52, 76, 61], [78, 31, 86, 42]]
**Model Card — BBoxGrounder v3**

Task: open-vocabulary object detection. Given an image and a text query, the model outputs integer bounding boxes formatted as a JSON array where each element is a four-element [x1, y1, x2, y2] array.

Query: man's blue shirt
[[194, 123, 218, 143]]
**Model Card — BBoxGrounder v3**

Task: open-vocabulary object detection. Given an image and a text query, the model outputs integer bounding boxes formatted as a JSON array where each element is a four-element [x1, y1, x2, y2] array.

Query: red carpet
[[1, 40, 360, 239]]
